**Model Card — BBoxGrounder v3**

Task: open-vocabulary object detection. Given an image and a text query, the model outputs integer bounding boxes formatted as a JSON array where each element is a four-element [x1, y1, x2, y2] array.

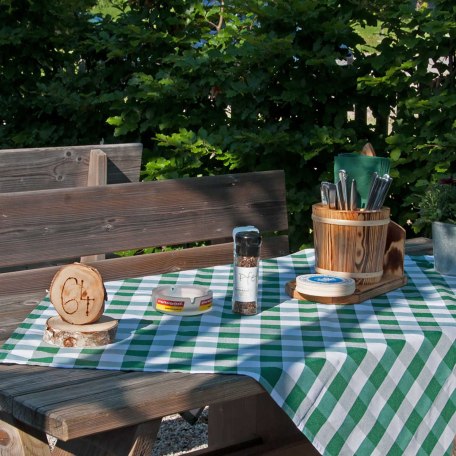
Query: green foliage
[[414, 179, 456, 234], [357, 0, 456, 233], [86, 0, 375, 249], [1, 0, 455, 250]]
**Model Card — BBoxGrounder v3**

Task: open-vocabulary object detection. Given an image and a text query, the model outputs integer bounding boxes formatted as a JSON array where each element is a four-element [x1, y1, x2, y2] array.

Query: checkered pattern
[[1, 250, 455, 455]]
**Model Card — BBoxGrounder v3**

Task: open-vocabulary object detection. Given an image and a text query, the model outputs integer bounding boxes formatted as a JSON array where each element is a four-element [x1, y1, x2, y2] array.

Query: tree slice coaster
[[43, 315, 118, 347], [49, 263, 107, 325]]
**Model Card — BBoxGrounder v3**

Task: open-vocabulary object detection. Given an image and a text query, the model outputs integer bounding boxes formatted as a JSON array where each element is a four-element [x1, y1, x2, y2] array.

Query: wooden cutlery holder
[[287, 203, 407, 304], [312, 203, 391, 285]]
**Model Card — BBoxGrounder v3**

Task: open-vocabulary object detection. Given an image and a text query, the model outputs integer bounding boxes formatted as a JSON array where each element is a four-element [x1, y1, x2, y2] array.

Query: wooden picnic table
[[0, 365, 314, 455], [2, 238, 454, 456], [1, 169, 302, 455], [1, 153, 452, 455]]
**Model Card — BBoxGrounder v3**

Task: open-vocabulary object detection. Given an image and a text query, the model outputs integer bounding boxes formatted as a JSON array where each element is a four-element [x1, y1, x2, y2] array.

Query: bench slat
[[0, 143, 142, 192], [0, 236, 289, 301], [0, 367, 265, 441], [0, 171, 288, 269]]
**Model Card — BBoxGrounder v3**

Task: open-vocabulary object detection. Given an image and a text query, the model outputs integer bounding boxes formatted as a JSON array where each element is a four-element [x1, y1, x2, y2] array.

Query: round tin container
[[151, 285, 213, 316], [295, 274, 355, 297]]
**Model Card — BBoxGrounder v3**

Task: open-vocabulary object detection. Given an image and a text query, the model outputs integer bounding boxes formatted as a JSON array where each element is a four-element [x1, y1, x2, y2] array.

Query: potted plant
[[415, 177, 456, 275]]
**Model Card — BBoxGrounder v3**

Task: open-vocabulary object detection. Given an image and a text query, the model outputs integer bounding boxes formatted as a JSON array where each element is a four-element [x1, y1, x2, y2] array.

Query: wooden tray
[[285, 274, 407, 305], [286, 219, 408, 304]]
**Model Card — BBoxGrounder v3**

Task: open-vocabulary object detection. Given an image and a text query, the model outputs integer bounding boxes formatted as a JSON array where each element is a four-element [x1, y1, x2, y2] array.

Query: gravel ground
[[152, 409, 208, 455]]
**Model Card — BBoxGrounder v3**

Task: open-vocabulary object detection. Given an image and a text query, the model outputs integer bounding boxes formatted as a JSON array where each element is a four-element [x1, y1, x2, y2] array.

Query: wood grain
[[0, 171, 288, 269], [81, 149, 108, 263], [7, 370, 265, 441], [0, 169, 291, 452], [0, 143, 142, 192], [312, 203, 390, 284], [49, 263, 106, 325], [361, 142, 376, 156], [383, 221, 406, 277], [0, 236, 289, 301], [52, 419, 161, 456], [0, 419, 27, 456], [285, 274, 407, 305]]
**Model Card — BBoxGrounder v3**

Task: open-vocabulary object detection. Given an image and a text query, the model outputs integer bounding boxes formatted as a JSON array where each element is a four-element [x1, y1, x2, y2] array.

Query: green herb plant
[[414, 177, 456, 235]]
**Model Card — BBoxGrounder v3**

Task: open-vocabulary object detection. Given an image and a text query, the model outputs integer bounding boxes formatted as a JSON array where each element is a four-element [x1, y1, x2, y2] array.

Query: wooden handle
[[361, 142, 376, 156]]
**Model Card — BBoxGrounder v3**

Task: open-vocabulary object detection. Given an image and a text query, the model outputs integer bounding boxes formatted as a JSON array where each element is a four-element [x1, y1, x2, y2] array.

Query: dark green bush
[[1, 0, 454, 250], [358, 0, 456, 233]]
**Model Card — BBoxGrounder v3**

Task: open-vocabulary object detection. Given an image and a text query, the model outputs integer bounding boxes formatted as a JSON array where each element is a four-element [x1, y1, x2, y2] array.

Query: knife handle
[[350, 179, 358, 210]]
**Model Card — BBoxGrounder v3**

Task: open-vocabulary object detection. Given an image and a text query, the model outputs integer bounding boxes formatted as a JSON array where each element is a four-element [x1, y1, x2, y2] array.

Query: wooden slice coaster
[[49, 263, 107, 325], [43, 315, 118, 347]]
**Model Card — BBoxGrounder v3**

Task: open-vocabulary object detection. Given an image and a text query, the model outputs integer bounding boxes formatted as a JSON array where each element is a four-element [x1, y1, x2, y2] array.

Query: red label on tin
[[156, 298, 185, 311]]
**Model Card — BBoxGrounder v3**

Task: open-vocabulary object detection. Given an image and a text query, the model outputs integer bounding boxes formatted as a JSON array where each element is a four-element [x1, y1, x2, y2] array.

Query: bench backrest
[[0, 171, 289, 297], [0, 143, 143, 192]]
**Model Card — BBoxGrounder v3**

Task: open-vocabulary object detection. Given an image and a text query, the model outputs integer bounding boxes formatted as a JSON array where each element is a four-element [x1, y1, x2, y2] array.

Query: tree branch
[[207, 0, 224, 32]]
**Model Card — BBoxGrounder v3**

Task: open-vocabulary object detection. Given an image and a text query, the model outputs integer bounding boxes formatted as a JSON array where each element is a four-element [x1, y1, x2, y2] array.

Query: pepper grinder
[[232, 230, 262, 315]]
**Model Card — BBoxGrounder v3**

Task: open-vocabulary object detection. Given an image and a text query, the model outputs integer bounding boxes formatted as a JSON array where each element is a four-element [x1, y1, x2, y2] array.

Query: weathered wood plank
[[9, 371, 264, 441], [0, 364, 119, 414], [0, 417, 51, 456], [208, 393, 305, 451], [81, 149, 108, 263], [0, 143, 142, 192], [404, 237, 433, 255], [0, 171, 288, 269], [0, 236, 289, 300], [0, 168, 290, 452], [52, 419, 161, 456]]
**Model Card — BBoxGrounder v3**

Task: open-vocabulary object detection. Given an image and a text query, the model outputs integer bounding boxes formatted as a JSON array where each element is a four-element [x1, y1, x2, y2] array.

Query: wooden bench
[[0, 170, 312, 456], [0, 143, 143, 265], [0, 143, 143, 192]]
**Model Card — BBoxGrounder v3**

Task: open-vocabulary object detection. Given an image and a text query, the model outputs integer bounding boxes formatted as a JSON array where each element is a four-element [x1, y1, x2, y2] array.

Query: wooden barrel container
[[312, 203, 390, 285]]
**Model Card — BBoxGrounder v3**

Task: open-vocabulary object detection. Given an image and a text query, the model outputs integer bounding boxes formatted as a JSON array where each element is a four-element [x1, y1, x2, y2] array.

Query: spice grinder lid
[[235, 231, 262, 257]]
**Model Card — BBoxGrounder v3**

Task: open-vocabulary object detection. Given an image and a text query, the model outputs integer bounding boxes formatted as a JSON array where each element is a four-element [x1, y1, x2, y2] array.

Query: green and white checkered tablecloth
[[1, 250, 455, 455]]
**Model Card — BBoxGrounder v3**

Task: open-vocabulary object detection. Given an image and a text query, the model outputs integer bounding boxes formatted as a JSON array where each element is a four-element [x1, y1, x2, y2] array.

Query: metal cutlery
[[338, 170, 348, 210], [328, 183, 337, 209], [349, 179, 358, 210], [375, 174, 392, 209], [320, 168, 391, 211], [336, 180, 344, 210], [365, 173, 393, 210], [320, 181, 331, 205], [365, 172, 378, 209]]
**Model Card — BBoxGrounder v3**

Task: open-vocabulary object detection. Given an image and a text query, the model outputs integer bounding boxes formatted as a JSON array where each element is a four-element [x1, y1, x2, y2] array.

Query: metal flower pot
[[432, 221, 456, 276]]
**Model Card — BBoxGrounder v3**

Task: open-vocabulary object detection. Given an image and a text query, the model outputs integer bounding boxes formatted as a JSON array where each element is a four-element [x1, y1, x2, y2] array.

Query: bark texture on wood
[[49, 263, 106, 325], [43, 316, 118, 347]]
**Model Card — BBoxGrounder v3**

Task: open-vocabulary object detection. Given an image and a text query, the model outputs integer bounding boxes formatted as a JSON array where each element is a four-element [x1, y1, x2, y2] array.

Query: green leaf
[[390, 149, 401, 161]]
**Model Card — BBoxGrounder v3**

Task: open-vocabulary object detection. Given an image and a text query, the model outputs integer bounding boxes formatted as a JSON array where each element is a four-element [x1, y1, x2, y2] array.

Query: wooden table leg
[[0, 419, 51, 456], [51, 419, 162, 456], [208, 392, 318, 455]]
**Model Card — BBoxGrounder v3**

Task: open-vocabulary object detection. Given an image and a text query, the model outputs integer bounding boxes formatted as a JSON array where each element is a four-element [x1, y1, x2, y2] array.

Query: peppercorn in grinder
[[232, 229, 262, 315]]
